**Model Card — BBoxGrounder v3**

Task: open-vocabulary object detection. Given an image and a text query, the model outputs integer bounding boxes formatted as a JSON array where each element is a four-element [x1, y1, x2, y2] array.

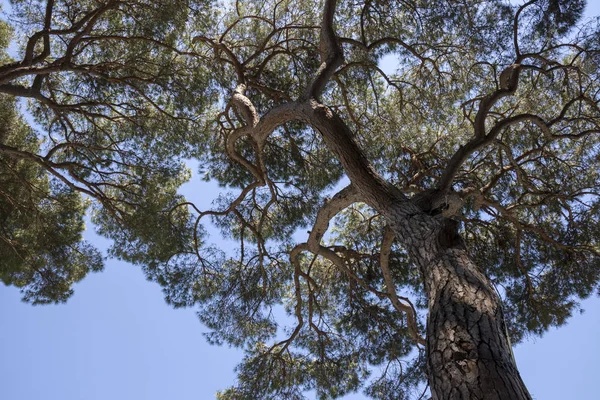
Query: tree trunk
[[406, 218, 532, 400]]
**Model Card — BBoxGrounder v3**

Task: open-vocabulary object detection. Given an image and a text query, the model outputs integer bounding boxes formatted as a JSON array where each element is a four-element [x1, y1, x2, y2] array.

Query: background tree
[[1, 0, 599, 399]]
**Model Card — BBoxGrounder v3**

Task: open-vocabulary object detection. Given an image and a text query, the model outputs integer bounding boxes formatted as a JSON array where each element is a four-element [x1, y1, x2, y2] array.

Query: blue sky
[[3, 184, 600, 400], [2, 174, 600, 399], [2, 2, 600, 399]]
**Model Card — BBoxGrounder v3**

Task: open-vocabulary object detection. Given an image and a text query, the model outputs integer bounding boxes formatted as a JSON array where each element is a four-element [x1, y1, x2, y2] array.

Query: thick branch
[[298, 100, 409, 214], [303, 0, 343, 100], [437, 63, 524, 193], [224, 102, 299, 182], [231, 84, 259, 128], [289, 184, 390, 304], [24, 0, 54, 65], [307, 185, 360, 251]]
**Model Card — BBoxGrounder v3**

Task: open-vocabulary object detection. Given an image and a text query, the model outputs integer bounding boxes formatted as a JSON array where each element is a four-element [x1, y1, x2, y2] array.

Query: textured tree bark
[[405, 219, 532, 400]]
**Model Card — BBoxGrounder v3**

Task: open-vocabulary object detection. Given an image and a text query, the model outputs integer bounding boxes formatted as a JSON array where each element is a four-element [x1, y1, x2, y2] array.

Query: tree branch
[[306, 185, 360, 251], [380, 227, 426, 346], [298, 100, 410, 215], [436, 62, 524, 193], [303, 0, 343, 100]]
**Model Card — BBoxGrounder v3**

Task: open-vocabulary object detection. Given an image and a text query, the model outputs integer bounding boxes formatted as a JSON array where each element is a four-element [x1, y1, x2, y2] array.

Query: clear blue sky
[[2, 2, 600, 399], [3, 184, 600, 400]]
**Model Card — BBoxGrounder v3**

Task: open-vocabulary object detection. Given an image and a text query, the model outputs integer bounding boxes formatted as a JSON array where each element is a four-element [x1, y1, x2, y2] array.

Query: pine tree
[[1, 1, 599, 398]]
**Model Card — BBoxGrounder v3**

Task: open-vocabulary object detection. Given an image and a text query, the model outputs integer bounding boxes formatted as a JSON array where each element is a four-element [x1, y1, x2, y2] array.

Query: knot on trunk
[[413, 189, 464, 217], [499, 63, 522, 91], [438, 218, 465, 250]]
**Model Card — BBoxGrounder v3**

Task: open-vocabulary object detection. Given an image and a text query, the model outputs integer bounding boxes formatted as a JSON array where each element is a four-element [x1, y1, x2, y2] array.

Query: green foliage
[[1, 0, 217, 302], [532, 0, 585, 36], [0, 94, 103, 303], [92, 164, 194, 267]]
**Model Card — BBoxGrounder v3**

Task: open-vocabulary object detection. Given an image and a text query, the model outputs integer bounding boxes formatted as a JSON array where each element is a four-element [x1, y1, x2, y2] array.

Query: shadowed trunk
[[407, 219, 532, 400]]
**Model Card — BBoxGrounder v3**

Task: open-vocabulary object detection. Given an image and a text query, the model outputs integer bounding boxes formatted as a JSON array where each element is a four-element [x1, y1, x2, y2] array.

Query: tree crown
[[1, 0, 599, 398]]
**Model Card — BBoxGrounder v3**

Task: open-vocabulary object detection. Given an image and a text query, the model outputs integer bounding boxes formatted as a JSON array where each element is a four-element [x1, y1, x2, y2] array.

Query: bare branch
[[306, 185, 360, 251]]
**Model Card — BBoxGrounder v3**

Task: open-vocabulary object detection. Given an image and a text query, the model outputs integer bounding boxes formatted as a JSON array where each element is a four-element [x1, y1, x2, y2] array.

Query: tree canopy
[[1, 0, 599, 398]]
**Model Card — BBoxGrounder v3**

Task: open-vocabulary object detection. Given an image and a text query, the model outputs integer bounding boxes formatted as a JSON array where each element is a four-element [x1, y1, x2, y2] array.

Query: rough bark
[[402, 218, 532, 400]]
